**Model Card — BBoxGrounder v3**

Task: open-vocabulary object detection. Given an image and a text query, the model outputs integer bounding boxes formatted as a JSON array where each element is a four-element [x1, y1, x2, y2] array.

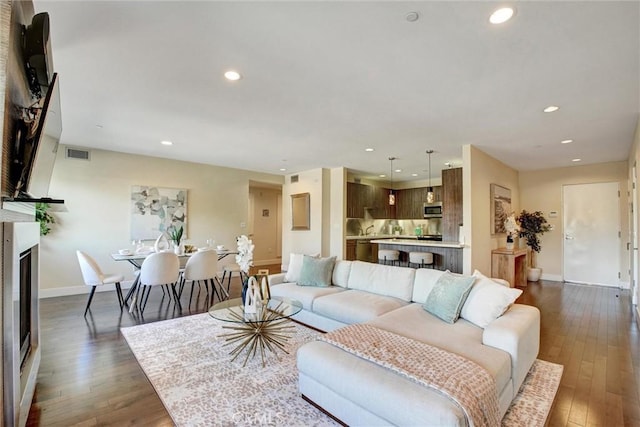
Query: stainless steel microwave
[[423, 201, 443, 218]]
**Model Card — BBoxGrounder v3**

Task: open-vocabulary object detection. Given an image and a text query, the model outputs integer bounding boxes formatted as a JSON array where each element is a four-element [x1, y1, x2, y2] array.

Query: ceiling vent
[[65, 147, 90, 161], [290, 175, 299, 183]]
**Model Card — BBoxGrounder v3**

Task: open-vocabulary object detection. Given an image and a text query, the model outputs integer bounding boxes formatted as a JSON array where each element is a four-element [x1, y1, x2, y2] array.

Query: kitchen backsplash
[[346, 218, 442, 237]]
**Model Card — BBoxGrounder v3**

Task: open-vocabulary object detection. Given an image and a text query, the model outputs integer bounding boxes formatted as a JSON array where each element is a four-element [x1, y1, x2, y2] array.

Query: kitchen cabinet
[[348, 182, 440, 220], [395, 186, 442, 219], [346, 182, 372, 218], [346, 240, 357, 261], [371, 185, 395, 219], [442, 168, 462, 242]]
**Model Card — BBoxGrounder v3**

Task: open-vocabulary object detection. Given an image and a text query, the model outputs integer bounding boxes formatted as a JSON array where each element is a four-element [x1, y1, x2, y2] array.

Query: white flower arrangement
[[504, 213, 520, 238], [235, 235, 255, 274]]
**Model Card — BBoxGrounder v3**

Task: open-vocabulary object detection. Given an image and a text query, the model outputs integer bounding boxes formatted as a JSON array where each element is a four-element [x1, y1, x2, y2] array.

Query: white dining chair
[[181, 250, 228, 305], [76, 250, 125, 316], [138, 252, 181, 314], [221, 263, 245, 294]]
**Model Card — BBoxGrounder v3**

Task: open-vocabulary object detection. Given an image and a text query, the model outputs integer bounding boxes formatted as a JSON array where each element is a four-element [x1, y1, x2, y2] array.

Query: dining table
[[111, 248, 238, 312]]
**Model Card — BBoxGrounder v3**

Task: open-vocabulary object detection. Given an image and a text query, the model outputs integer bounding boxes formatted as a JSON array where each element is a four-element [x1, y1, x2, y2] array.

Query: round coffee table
[[208, 297, 303, 366]]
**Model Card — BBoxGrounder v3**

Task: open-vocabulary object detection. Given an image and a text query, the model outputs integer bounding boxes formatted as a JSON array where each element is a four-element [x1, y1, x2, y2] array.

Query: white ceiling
[[34, 1, 639, 182]]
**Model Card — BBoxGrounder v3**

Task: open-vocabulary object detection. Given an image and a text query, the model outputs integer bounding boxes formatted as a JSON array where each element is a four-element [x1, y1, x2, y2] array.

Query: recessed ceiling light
[[561, 139, 573, 144], [224, 70, 242, 81], [279, 168, 286, 172], [572, 158, 581, 162], [365, 148, 374, 152], [394, 169, 402, 173], [543, 105, 560, 113], [411, 173, 418, 177], [379, 174, 386, 178], [160, 140, 173, 146], [489, 7, 514, 24]]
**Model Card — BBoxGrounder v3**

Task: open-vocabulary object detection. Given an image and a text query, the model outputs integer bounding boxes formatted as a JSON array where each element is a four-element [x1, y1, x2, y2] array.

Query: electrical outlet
[[240, 222, 246, 228]]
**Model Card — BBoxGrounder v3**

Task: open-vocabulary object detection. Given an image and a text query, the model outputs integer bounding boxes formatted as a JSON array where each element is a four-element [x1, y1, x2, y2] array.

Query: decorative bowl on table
[[118, 249, 132, 255], [184, 244, 197, 254]]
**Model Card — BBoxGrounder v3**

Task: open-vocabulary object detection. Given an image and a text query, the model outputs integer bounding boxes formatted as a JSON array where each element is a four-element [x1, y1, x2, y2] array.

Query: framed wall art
[[291, 192, 310, 231], [490, 183, 511, 235], [131, 185, 187, 240]]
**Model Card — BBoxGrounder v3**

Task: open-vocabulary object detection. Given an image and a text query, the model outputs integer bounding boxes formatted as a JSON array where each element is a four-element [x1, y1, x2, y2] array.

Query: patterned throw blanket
[[318, 324, 501, 427]]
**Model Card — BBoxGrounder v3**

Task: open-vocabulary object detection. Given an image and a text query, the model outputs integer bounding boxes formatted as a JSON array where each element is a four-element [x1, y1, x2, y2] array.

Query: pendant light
[[388, 157, 396, 206], [426, 150, 435, 203]]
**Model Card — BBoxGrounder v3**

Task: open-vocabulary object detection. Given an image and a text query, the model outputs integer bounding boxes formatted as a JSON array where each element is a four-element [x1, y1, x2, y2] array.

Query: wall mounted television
[[11, 72, 62, 200]]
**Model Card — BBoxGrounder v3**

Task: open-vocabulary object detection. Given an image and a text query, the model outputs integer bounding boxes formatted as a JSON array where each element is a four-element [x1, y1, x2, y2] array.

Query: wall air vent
[[65, 147, 90, 161], [290, 175, 299, 183]]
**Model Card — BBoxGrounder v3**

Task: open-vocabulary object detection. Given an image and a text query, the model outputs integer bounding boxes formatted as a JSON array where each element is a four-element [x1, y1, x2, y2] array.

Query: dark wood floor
[[27, 274, 640, 426]]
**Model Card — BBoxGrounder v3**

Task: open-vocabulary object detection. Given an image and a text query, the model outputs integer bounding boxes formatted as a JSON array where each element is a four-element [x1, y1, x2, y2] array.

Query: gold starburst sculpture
[[219, 301, 297, 367]]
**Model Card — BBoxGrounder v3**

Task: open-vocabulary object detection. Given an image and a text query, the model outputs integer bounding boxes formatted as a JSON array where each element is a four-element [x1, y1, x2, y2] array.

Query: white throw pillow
[[284, 253, 305, 282], [460, 270, 523, 328]]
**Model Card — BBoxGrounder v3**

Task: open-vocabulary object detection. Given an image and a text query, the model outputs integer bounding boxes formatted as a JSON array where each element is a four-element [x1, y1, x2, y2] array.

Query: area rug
[[121, 314, 562, 427]]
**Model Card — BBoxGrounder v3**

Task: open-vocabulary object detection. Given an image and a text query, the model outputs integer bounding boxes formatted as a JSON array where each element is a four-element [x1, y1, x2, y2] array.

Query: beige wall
[[463, 145, 520, 275], [519, 161, 629, 282], [41, 146, 283, 296], [282, 168, 328, 262]]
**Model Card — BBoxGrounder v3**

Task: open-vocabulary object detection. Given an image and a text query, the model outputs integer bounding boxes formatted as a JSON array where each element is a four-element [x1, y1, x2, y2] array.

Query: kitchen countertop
[[370, 238, 464, 249], [346, 234, 425, 240]]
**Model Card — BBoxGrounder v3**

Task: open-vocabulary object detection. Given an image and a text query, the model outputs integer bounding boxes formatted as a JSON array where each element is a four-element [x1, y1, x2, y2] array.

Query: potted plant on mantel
[[516, 210, 552, 282]]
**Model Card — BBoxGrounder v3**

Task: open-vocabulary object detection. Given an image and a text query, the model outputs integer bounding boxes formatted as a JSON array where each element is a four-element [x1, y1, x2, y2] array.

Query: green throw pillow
[[298, 255, 336, 287], [423, 271, 475, 323]]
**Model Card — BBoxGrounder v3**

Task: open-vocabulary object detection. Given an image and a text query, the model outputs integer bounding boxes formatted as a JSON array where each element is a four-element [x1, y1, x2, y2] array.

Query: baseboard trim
[[253, 259, 281, 266], [40, 280, 135, 299], [541, 273, 562, 282]]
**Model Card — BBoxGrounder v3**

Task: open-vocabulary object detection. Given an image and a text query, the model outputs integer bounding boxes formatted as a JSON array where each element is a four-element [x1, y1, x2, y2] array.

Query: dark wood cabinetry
[[346, 240, 357, 260], [347, 182, 372, 218], [395, 186, 442, 219], [347, 182, 446, 221], [371, 186, 395, 219], [442, 168, 463, 242]]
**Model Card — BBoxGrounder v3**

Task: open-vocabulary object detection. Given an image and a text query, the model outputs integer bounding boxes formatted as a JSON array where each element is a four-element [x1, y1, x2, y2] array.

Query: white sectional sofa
[[269, 259, 540, 426]]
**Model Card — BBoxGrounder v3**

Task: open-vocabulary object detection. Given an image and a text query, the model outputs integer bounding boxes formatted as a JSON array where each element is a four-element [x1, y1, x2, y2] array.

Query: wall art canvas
[[131, 186, 187, 240], [490, 183, 511, 235]]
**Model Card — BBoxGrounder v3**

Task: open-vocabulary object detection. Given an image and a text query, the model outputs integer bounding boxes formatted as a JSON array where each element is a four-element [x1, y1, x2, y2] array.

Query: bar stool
[[409, 252, 434, 269], [378, 249, 400, 266]]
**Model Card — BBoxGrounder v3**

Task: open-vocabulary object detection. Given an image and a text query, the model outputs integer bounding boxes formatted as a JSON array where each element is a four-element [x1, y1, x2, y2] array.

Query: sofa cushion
[[423, 271, 475, 323], [367, 304, 512, 396], [347, 261, 415, 302], [460, 270, 523, 328], [269, 282, 345, 311], [298, 256, 336, 287], [411, 268, 446, 303], [331, 260, 352, 288], [284, 253, 305, 282], [313, 290, 409, 324]]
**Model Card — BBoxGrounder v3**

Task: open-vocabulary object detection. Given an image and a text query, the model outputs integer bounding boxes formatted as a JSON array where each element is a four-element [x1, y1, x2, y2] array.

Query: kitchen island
[[371, 238, 464, 273]]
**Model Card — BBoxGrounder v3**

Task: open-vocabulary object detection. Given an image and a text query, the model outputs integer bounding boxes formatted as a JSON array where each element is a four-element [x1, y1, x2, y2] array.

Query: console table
[[491, 247, 528, 287]]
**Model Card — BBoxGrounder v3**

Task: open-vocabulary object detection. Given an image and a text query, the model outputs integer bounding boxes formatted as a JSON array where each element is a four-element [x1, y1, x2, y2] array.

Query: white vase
[[528, 268, 542, 282], [506, 241, 514, 250]]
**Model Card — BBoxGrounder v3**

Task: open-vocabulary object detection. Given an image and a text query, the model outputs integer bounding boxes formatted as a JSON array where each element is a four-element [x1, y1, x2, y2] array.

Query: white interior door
[[563, 182, 620, 287]]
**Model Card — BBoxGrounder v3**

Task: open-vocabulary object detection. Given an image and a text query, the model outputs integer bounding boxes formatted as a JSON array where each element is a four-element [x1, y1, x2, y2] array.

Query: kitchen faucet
[[365, 225, 374, 236]]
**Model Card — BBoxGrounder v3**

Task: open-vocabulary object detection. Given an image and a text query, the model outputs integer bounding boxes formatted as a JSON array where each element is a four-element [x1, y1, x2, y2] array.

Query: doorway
[[563, 182, 620, 287], [248, 183, 282, 268]]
